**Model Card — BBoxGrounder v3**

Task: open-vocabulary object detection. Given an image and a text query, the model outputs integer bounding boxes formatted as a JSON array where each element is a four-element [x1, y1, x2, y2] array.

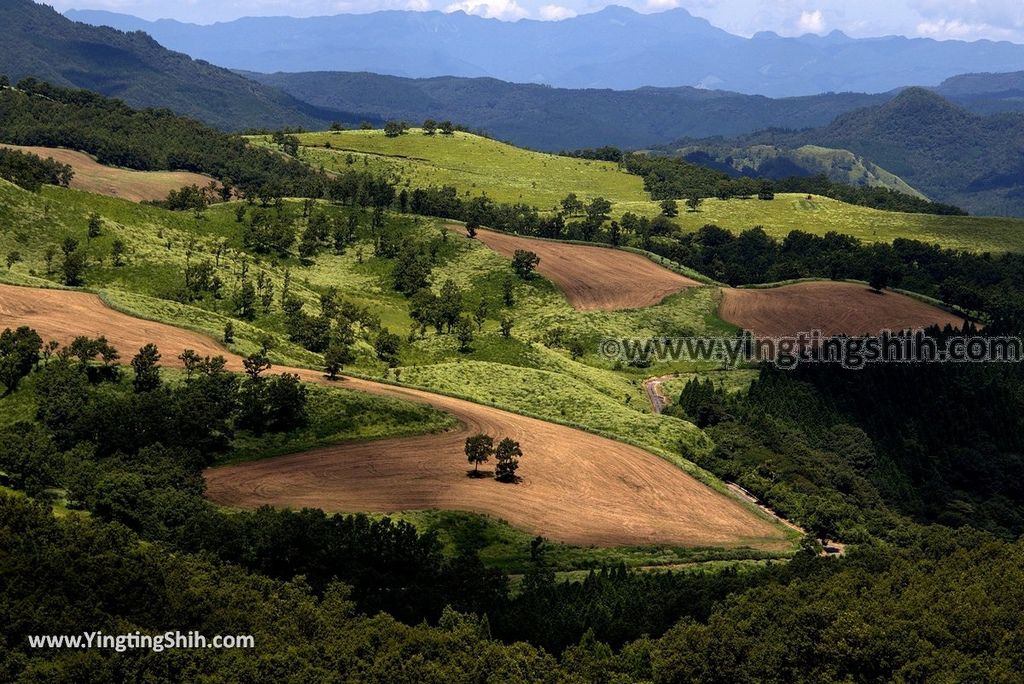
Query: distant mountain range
[[659, 88, 1024, 217], [243, 71, 892, 150], [0, 0, 357, 131], [67, 6, 1024, 97]]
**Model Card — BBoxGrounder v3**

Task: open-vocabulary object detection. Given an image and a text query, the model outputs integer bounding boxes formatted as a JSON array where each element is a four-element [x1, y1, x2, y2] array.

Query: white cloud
[[444, 0, 528, 18], [538, 4, 576, 19], [797, 9, 826, 34], [46, 0, 1024, 42], [916, 18, 1019, 41]]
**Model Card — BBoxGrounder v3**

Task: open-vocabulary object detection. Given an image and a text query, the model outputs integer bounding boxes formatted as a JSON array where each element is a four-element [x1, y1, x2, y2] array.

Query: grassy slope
[[260, 129, 649, 207], [1, 178, 781, 565], [272, 129, 1024, 254]]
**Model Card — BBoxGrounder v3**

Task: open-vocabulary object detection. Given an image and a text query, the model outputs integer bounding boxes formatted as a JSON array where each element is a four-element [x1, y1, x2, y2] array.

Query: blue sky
[[52, 0, 1024, 42]]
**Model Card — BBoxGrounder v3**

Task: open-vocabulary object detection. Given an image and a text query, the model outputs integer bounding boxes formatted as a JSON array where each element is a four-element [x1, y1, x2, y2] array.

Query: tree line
[[566, 147, 967, 215]]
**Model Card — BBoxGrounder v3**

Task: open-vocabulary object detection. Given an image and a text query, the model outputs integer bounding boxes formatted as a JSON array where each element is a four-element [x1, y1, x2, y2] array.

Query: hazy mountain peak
[[64, 7, 1024, 96]]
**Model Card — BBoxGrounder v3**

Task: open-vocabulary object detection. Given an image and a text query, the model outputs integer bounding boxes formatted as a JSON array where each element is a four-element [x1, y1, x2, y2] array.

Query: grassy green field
[[255, 129, 649, 208], [619, 194, 1024, 254], [260, 129, 1024, 254]]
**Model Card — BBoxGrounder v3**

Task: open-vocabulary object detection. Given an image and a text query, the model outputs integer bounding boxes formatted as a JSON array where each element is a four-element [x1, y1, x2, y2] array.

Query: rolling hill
[[67, 6, 1024, 97], [0, 0, 354, 131], [668, 88, 1024, 216], [271, 128, 1024, 252]]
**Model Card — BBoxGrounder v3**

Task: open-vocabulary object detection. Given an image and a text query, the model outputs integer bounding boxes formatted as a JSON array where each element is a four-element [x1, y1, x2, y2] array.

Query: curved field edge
[[0, 283, 795, 551]]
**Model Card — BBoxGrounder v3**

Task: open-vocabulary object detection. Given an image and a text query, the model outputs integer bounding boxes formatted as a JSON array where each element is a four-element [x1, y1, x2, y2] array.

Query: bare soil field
[[719, 281, 967, 337], [0, 283, 789, 550], [1, 144, 214, 202], [452, 225, 700, 311]]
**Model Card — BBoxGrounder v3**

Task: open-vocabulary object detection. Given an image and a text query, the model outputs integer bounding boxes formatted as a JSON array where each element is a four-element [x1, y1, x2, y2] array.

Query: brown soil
[[1, 144, 214, 202], [452, 225, 700, 311], [719, 281, 967, 337], [0, 283, 789, 550]]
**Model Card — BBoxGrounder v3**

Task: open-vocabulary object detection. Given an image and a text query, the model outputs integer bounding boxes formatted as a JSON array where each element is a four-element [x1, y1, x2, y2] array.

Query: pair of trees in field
[[465, 433, 523, 482]]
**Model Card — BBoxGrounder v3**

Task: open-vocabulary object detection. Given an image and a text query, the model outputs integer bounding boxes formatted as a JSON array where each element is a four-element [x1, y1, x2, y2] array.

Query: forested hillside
[[675, 88, 1024, 216], [0, 0, 353, 131], [245, 70, 889, 150]]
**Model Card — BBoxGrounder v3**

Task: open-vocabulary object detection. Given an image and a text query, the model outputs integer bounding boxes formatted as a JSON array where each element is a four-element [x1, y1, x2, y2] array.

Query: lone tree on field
[[465, 433, 494, 477], [512, 250, 540, 280], [422, 119, 438, 135], [757, 181, 775, 201], [660, 199, 679, 218], [686, 193, 703, 213], [439, 120, 455, 135], [494, 438, 523, 483]]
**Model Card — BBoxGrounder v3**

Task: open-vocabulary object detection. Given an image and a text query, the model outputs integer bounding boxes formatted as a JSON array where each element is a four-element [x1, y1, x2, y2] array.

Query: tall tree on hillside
[[130, 344, 162, 393], [422, 119, 438, 135]]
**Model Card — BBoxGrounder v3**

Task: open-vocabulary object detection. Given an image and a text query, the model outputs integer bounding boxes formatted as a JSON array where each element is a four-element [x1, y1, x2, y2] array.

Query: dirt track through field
[[1, 144, 214, 202], [0, 283, 788, 550], [719, 281, 967, 337], [450, 225, 700, 311]]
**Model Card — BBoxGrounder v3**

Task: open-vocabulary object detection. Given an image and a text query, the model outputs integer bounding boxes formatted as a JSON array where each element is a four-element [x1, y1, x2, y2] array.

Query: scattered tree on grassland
[[500, 315, 514, 338], [660, 199, 679, 218], [375, 328, 401, 367], [473, 299, 489, 331], [501, 276, 515, 307], [456, 316, 475, 353]]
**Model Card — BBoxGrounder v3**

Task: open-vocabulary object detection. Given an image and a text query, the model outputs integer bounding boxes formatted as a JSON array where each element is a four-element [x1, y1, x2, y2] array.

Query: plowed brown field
[[0, 283, 788, 550], [452, 225, 700, 311], [719, 281, 966, 337], [1, 144, 214, 202]]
